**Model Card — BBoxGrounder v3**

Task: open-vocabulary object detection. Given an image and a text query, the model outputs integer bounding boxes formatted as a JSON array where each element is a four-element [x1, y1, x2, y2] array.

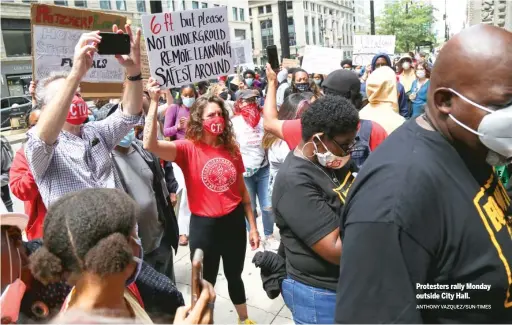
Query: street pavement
[[3, 131, 293, 324]]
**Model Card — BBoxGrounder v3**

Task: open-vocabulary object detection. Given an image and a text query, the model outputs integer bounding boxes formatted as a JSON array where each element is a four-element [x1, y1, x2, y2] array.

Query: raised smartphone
[[266, 45, 279, 70], [97, 32, 130, 55], [191, 248, 204, 308]]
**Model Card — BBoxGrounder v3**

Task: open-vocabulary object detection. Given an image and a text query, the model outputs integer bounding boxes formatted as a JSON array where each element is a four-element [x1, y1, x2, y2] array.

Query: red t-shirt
[[174, 140, 245, 217], [282, 119, 388, 151]]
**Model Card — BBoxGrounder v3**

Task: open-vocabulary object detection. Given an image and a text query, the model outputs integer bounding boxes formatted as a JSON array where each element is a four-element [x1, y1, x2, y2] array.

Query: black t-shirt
[[335, 119, 512, 323], [272, 151, 357, 291]]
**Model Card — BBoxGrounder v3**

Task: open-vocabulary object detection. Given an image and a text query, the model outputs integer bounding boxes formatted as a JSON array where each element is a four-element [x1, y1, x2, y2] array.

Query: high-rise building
[[0, 0, 250, 97], [249, 0, 355, 66], [466, 0, 511, 30], [353, 0, 369, 35]]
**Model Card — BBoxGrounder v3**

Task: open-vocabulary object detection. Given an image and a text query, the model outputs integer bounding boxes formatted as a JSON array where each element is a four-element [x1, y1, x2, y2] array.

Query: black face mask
[[295, 83, 310, 92]]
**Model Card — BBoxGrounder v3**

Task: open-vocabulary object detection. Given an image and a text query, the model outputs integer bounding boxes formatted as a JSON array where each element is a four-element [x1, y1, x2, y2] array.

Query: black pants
[[1, 185, 12, 212], [144, 244, 175, 284], [189, 204, 247, 305]]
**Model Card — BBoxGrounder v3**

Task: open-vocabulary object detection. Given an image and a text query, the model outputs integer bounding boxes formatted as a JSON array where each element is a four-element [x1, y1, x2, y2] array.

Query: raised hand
[[113, 24, 141, 75], [266, 63, 277, 84], [146, 78, 161, 102], [72, 31, 100, 80]]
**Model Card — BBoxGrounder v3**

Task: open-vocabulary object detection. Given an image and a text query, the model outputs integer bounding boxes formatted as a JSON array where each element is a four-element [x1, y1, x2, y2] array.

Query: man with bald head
[[335, 25, 512, 323]]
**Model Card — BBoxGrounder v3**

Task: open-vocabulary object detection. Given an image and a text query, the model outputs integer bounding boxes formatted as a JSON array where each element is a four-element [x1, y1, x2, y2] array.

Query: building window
[[167, 0, 174, 11], [192, 1, 198, 9], [1, 19, 31, 57], [100, 0, 111, 9], [54, 0, 68, 5], [240, 8, 245, 21], [258, 6, 264, 14], [232, 7, 238, 21], [260, 20, 274, 50], [312, 17, 316, 45], [214, 4, 219, 7], [75, 0, 87, 7], [201, 2, 207, 8], [324, 7, 327, 14], [304, 1, 308, 10], [116, 0, 126, 10], [266, 4, 272, 13], [288, 16, 296, 46], [249, 8, 252, 16], [180, 0, 185, 10], [305, 16, 309, 45], [136, 0, 146, 12], [234, 29, 246, 41]]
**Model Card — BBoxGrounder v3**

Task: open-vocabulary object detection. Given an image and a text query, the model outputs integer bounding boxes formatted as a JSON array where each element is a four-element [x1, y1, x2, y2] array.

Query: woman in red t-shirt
[[144, 79, 260, 324]]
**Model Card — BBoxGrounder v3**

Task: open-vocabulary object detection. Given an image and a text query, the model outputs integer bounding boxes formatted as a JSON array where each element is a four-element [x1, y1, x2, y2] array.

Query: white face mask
[[311, 134, 351, 169], [447, 88, 512, 166], [416, 70, 426, 79], [402, 62, 411, 70], [0, 232, 26, 323]]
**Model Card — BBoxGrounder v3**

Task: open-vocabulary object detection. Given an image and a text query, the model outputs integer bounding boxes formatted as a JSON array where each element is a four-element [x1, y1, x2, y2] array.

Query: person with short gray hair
[[25, 25, 145, 208]]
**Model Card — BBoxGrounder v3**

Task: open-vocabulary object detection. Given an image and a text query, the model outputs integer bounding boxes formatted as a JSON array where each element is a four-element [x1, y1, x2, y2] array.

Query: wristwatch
[[127, 73, 142, 81]]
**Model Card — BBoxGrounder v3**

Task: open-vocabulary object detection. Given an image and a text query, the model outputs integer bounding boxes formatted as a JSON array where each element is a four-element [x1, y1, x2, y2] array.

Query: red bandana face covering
[[66, 95, 88, 125], [240, 102, 261, 128], [203, 116, 225, 135]]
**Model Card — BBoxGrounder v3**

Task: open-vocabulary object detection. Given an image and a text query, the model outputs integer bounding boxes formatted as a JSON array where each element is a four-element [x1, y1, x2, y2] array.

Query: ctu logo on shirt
[[473, 173, 512, 308], [210, 123, 223, 134]]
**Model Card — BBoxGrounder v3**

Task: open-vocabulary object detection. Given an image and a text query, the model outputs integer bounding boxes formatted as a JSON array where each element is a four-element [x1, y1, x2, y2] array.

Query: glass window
[[192, 1, 198, 9], [100, 0, 111, 9], [288, 16, 295, 46], [180, 0, 185, 10], [304, 1, 307, 10], [214, 4, 219, 7], [167, 0, 174, 11], [305, 16, 309, 45], [266, 5, 271, 13], [136, 0, 146, 12], [21, 0, 37, 2], [54, 0, 68, 5], [287, 1, 292, 10], [234, 29, 246, 40], [201, 2, 207, 8], [10, 97, 29, 106], [249, 8, 252, 16], [260, 20, 274, 50], [240, 8, 245, 21], [232, 7, 238, 20], [116, 0, 126, 10], [258, 6, 264, 14], [74, 0, 87, 7], [1, 19, 31, 57], [1, 99, 9, 109], [312, 17, 316, 45]]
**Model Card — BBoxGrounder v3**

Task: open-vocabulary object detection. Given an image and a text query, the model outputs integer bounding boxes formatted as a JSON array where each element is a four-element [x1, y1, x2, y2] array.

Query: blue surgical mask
[[314, 79, 322, 86], [287, 77, 292, 84], [182, 97, 195, 108], [126, 236, 143, 286], [118, 128, 135, 148], [245, 78, 254, 87]]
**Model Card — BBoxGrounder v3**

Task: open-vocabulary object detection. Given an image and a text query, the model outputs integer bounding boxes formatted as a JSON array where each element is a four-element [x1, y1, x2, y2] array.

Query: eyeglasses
[[331, 136, 359, 156]]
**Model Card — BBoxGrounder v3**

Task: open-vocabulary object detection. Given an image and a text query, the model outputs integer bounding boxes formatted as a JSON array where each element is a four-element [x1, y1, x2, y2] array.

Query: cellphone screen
[[97, 33, 130, 55], [267, 45, 279, 70]]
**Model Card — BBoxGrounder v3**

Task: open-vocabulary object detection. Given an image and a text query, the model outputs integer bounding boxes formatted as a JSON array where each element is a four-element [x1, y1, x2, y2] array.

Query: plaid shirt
[[25, 106, 143, 207]]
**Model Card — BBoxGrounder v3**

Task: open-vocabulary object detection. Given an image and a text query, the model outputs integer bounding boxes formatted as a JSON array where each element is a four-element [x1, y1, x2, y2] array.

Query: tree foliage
[[376, 0, 437, 53]]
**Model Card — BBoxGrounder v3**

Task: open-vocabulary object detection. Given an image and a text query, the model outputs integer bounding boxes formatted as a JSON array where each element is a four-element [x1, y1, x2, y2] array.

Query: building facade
[[467, 0, 512, 30], [249, 0, 355, 66], [353, 0, 369, 35], [0, 0, 250, 97]]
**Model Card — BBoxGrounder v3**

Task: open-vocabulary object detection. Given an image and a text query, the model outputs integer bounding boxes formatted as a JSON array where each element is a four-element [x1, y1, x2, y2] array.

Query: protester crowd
[[1, 23, 512, 324]]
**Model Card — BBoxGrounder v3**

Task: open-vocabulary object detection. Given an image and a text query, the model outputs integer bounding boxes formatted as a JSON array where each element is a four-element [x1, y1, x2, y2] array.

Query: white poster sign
[[231, 39, 252, 66], [141, 7, 234, 89], [33, 25, 125, 83], [353, 35, 396, 65], [301, 46, 344, 75]]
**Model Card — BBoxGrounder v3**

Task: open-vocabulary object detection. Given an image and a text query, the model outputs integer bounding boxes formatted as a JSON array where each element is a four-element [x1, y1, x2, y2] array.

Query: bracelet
[[127, 73, 142, 81]]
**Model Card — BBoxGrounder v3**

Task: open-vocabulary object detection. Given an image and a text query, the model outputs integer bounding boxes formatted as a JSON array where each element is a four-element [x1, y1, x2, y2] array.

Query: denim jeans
[[244, 165, 274, 236], [281, 277, 336, 324]]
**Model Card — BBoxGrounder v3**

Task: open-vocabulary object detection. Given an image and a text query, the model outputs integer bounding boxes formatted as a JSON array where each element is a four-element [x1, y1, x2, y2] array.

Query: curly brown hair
[[185, 95, 240, 157]]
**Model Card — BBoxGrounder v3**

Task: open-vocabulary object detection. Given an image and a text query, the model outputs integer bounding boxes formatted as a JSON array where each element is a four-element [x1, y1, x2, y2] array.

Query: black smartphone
[[266, 45, 279, 70], [97, 32, 130, 55]]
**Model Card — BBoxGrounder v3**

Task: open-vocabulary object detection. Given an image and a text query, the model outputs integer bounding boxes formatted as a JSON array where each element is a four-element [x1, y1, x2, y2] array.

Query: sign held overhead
[[141, 7, 234, 89], [301, 46, 344, 75]]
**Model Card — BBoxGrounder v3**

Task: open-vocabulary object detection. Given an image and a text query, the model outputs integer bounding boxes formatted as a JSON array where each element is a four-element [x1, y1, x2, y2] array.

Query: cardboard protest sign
[[231, 39, 252, 66], [301, 46, 344, 75], [141, 7, 234, 89], [353, 35, 396, 66], [31, 3, 127, 98], [282, 58, 300, 69]]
